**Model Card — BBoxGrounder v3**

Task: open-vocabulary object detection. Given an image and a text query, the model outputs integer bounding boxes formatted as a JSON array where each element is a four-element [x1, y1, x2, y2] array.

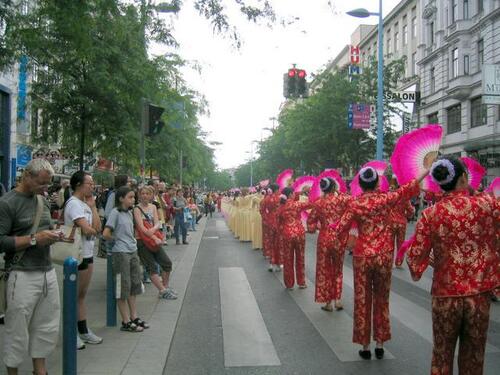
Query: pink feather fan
[[350, 161, 389, 197], [292, 175, 316, 194], [460, 157, 486, 190], [485, 177, 500, 198], [276, 169, 294, 190], [309, 169, 347, 202], [259, 179, 270, 188], [390, 124, 443, 193]]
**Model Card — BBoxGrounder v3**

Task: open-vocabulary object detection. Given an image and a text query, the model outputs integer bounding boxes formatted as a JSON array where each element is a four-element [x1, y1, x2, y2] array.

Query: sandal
[[132, 317, 150, 329], [120, 321, 144, 332], [321, 305, 334, 312]]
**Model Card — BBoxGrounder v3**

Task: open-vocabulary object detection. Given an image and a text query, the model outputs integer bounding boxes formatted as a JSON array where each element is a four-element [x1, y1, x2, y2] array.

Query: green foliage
[[205, 169, 233, 191]]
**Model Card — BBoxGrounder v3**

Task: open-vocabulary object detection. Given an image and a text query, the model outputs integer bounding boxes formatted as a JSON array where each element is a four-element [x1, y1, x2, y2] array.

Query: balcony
[[445, 74, 476, 100], [446, 19, 474, 40]]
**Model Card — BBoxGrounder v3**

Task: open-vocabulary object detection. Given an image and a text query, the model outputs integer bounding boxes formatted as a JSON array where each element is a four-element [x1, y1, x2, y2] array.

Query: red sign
[[350, 45, 360, 64]]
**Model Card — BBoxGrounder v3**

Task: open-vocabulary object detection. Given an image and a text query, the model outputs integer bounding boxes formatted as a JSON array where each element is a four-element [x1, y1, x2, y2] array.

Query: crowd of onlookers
[[0, 159, 223, 375]]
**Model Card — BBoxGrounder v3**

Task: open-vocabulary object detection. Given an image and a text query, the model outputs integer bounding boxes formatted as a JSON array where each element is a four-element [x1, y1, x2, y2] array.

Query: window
[[478, 0, 483, 13], [412, 52, 417, 75], [21, 1, 29, 15], [31, 108, 39, 137], [447, 105, 461, 134], [412, 17, 417, 38], [471, 97, 487, 128], [430, 67, 436, 93], [403, 24, 408, 45], [387, 37, 392, 54], [429, 22, 435, 45], [464, 55, 469, 75], [451, 0, 457, 23], [477, 39, 484, 70], [428, 112, 439, 124], [394, 32, 399, 51], [464, 0, 469, 19], [452, 48, 459, 78]]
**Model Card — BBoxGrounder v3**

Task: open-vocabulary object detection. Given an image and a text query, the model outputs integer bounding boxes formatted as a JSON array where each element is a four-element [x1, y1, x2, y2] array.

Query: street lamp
[[347, 1, 384, 160]]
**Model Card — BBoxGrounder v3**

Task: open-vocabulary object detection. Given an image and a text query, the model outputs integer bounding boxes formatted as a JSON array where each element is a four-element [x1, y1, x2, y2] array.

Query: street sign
[[384, 90, 418, 103], [348, 103, 371, 129], [370, 104, 377, 127], [483, 64, 500, 104]]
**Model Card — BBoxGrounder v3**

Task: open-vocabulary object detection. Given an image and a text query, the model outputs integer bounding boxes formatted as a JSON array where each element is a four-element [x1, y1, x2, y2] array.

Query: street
[[164, 214, 500, 375]]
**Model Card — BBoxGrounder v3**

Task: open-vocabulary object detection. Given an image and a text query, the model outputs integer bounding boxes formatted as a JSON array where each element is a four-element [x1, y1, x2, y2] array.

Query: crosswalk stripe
[[219, 267, 281, 367], [272, 272, 395, 362], [342, 265, 500, 354]]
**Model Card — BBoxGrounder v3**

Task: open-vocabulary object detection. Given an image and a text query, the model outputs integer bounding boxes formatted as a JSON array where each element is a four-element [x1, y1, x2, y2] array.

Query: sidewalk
[[0, 218, 207, 375]]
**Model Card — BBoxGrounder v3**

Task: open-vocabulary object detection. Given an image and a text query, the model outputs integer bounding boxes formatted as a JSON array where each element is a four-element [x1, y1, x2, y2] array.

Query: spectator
[[102, 186, 148, 332], [0, 159, 62, 375], [173, 189, 188, 245], [133, 186, 177, 300], [56, 179, 70, 209], [204, 192, 214, 218], [64, 171, 103, 349], [187, 198, 200, 231]]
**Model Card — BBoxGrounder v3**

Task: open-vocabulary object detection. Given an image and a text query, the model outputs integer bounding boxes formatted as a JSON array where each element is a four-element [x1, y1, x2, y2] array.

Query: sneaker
[[77, 335, 86, 350], [160, 289, 178, 300], [274, 265, 282, 272], [80, 329, 103, 345], [143, 277, 152, 284], [268, 265, 274, 272], [166, 287, 178, 296]]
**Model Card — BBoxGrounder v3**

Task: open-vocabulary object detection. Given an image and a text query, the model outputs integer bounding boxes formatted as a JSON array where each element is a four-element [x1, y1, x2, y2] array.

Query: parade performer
[[406, 157, 500, 375], [277, 187, 312, 289], [307, 177, 351, 311], [259, 189, 272, 259], [266, 184, 282, 272], [335, 166, 425, 360], [389, 179, 415, 268]]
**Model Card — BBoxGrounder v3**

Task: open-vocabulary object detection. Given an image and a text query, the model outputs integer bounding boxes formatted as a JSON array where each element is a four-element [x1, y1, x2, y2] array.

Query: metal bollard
[[106, 253, 117, 326], [63, 257, 78, 375]]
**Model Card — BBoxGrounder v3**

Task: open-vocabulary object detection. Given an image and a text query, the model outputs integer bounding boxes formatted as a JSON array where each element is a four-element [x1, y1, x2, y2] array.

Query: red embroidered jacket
[[336, 180, 420, 257], [389, 199, 415, 227], [277, 200, 312, 240], [264, 193, 281, 230], [406, 190, 500, 297]]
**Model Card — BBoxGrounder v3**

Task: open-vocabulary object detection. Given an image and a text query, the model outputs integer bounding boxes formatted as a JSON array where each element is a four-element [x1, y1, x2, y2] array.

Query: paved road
[[164, 213, 500, 375]]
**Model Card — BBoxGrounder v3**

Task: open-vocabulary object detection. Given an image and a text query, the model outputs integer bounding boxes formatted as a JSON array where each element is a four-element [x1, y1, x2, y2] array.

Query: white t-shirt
[[64, 196, 95, 259]]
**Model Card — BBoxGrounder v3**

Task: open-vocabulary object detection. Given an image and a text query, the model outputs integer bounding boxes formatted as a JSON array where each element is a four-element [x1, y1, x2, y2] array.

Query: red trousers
[[431, 293, 491, 375], [352, 254, 392, 346], [393, 223, 406, 264], [282, 235, 305, 288], [262, 223, 271, 258], [270, 228, 282, 266], [315, 237, 345, 302]]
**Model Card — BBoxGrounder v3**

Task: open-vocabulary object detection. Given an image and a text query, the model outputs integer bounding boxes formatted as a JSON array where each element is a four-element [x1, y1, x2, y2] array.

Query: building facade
[[417, 0, 500, 181]]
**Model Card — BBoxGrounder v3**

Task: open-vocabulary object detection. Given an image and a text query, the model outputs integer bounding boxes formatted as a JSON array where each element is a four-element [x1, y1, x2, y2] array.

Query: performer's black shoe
[[375, 348, 384, 359], [358, 350, 371, 360]]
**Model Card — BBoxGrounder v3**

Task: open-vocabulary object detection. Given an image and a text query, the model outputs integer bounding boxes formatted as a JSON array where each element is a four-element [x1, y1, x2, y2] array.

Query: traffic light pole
[[140, 98, 146, 183]]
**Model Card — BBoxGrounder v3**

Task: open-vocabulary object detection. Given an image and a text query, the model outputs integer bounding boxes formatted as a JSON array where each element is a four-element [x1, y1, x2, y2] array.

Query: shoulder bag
[[50, 197, 83, 265], [1, 195, 44, 313], [135, 206, 164, 252]]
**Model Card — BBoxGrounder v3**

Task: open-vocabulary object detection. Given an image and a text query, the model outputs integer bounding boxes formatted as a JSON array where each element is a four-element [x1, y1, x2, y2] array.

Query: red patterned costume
[[307, 193, 351, 303], [259, 194, 272, 258], [390, 199, 415, 265], [336, 180, 420, 346], [406, 190, 500, 375], [266, 193, 282, 266], [277, 199, 312, 288]]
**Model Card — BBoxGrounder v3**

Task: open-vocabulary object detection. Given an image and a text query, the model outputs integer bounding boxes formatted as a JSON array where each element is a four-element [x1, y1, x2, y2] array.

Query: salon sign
[[483, 64, 500, 104]]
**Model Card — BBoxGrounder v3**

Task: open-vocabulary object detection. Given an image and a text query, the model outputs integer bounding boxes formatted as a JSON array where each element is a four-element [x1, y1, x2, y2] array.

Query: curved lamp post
[[347, 1, 384, 160]]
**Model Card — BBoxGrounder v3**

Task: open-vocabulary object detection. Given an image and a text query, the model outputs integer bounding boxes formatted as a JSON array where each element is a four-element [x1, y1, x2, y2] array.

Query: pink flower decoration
[[460, 157, 486, 190], [276, 169, 294, 190], [391, 124, 443, 193], [350, 161, 389, 197]]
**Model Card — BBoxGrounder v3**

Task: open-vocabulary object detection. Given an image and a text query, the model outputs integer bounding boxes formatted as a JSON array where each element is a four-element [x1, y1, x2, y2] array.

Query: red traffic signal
[[297, 69, 306, 78], [288, 69, 296, 77]]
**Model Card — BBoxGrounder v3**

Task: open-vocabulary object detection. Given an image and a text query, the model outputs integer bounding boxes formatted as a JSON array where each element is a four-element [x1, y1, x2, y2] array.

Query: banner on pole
[[348, 103, 371, 129]]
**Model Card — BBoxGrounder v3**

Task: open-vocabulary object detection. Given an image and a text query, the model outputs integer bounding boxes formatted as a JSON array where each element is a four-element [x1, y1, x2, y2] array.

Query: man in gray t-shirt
[[0, 159, 62, 374], [173, 189, 188, 245]]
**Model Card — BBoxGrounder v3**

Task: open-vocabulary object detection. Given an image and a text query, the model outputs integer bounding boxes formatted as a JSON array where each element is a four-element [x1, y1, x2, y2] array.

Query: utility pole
[[179, 148, 183, 186]]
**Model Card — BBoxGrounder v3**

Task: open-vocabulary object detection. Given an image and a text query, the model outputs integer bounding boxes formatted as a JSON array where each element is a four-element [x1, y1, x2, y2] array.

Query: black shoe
[[182, 241, 188, 245], [0, 315, 4, 325], [358, 350, 371, 360], [176, 241, 180, 245], [374, 348, 384, 359]]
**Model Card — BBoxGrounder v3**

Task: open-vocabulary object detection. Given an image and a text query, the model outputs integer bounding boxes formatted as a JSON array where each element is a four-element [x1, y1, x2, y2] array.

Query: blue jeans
[[174, 213, 187, 242]]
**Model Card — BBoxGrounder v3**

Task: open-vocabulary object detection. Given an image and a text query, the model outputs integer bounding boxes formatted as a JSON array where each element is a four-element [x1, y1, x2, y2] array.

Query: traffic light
[[296, 69, 308, 97], [283, 68, 307, 98], [144, 103, 165, 136]]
